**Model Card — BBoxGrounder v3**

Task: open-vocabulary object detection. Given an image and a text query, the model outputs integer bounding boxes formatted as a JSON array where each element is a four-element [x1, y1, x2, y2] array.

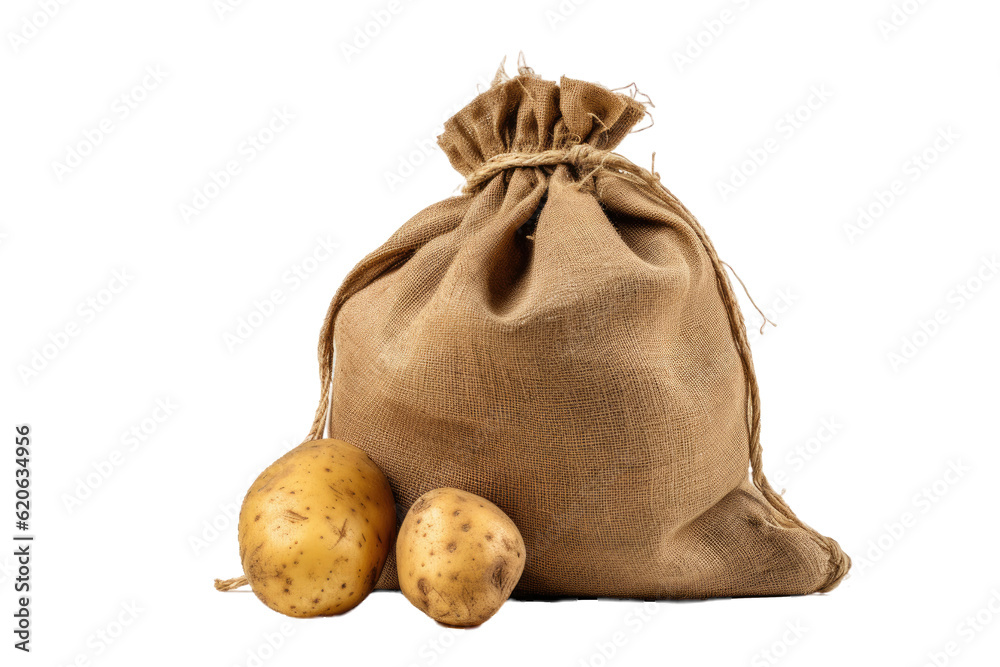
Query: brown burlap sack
[[305, 66, 850, 598]]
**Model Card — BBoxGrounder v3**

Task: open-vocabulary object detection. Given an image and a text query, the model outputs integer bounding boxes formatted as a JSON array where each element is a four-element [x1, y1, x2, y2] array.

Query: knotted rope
[[462, 144, 656, 195]]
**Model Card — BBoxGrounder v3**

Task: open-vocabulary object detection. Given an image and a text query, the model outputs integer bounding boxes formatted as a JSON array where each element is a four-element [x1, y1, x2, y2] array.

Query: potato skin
[[238, 439, 396, 617], [396, 488, 525, 627]]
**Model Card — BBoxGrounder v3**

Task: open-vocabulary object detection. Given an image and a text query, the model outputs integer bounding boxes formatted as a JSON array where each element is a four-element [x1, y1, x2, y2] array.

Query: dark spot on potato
[[332, 519, 349, 547], [417, 578, 430, 595], [492, 562, 506, 589], [452, 509, 461, 516], [461, 523, 471, 532], [447, 542, 457, 553], [485, 533, 493, 541], [411, 498, 428, 513], [341, 583, 346, 588]]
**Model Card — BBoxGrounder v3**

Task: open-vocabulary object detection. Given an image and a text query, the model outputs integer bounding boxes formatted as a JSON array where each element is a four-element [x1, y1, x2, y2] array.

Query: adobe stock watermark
[[213, 0, 250, 20], [232, 623, 295, 667], [750, 620, 808, 667], [189, 437, 296, 556], [716, 84, 833, 202], [769, 417, 844, 490], [877, 0, 932, 41], [544, 0, 593, 30], [671, 0, 757, 73], [745, 286, 798, 347], [917, 589, 1000, 667], [178, 106, 295, 224], [853, 459, 969, 577], [843, 126, 958, 244], [339, 0, 415, 63], [223, 235, 338, 351], [886, 254, 997, 372], [16, 268, 135, 386], [51, 65, 168, 183], [55, 601, 144, 667], [384, 73, 493, 192], [576, 602, 662, 667], [402, 627, 465, 667], [61, 398, 179, 514], [7, 0, 73, 53]]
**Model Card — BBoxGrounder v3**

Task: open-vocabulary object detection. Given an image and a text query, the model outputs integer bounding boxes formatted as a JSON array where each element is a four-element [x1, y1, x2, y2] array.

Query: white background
[[2, 0, 999, 665]]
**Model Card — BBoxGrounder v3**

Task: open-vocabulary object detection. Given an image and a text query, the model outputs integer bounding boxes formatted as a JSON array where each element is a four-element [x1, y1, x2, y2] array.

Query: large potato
[[237, 439, 396, 617], [396, 488, 525, 627]]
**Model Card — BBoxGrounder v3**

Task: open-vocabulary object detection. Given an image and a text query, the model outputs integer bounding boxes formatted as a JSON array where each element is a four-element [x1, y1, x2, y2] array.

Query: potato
[[237, 439, 396, 617], [396, 488, 525, 627]]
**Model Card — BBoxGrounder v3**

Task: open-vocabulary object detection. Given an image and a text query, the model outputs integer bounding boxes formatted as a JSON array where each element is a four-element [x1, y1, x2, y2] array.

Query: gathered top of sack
[[438, 74, 648, 179]]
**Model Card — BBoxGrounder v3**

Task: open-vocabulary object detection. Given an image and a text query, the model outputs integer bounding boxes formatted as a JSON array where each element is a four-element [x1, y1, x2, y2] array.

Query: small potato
[[238, 439, 396, 617], [396, 488, 525, 627]]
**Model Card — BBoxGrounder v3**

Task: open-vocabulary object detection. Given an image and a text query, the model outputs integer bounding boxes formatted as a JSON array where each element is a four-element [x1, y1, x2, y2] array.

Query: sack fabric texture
[[306, 68, 850, 599]]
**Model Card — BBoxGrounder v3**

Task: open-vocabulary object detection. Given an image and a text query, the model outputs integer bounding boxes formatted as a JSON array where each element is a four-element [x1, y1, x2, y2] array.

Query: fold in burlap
[[312, 71, 849, 598]]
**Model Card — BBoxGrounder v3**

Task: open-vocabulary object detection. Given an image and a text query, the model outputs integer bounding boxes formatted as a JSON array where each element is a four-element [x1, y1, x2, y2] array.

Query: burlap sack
[[305, 66, 850, 598]]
